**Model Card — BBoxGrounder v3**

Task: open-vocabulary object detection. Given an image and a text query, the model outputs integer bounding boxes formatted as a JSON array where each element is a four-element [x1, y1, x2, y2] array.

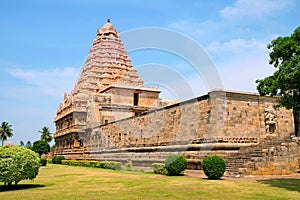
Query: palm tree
[[0, 121, 14, 146], [39, 126, 52, 143]]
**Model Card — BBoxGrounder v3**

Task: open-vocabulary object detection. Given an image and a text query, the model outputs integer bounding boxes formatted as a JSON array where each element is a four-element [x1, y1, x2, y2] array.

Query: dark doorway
[[134, 93, 139, 106]]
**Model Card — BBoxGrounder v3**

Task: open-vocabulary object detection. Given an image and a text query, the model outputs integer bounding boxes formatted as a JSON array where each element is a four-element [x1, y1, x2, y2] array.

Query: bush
[[52, 155, 65, 164], [102, 161, 122, 170], [164, 154, 188, 176], [61, 160, 102, 168], [31, 140, 50, 157], [125, 161, 132, 171], [0, 145, 40, 186], [152, 163, 167, 175], [40, 158, 47, 166], [202, 155, 226, 180], [60, 159, 121, 170]]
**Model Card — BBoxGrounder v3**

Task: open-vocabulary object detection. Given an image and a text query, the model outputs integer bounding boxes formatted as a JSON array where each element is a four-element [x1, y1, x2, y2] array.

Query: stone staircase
[[225, 136, 298, 176]]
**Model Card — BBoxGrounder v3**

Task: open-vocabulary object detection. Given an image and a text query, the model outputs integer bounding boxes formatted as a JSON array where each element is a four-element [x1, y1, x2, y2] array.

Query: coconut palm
[[39, 126, 52, 143], [0, 121, 14, 146]]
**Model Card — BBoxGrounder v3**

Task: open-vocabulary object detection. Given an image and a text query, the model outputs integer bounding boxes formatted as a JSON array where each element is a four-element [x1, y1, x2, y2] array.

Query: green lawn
[[0, 164, 299, 200]]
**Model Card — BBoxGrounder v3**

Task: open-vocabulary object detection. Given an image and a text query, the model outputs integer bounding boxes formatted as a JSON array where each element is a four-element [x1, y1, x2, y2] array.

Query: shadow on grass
[[257, 179, 300, 192], [0, 184, 45, 192], [201, 178, 224, 180]]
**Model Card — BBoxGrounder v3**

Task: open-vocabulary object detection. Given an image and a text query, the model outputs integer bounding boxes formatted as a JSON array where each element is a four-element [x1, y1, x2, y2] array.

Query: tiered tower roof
[[55, 20, 146, 119]]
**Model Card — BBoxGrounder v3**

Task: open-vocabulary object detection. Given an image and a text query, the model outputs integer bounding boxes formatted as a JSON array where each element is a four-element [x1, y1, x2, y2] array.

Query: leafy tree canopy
[[32, 140, 50, 157], [0, 122, 13, 146], [0, 145, 40, 186], [26, 141, 32, 148], [256, 27, 300, 136], [39, 126, 52, 144]]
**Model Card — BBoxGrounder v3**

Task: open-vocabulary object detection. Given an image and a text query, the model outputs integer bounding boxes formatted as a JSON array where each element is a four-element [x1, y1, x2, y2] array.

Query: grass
[[0, 164, 299, 200]]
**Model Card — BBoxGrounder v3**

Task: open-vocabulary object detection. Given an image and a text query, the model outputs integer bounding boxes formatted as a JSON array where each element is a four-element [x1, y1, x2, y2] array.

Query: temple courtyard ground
[[0, 164, 299, 200]]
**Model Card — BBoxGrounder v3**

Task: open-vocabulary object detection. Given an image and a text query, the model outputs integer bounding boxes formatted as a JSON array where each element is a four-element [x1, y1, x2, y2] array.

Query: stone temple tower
[[54, 20, 172, 155]]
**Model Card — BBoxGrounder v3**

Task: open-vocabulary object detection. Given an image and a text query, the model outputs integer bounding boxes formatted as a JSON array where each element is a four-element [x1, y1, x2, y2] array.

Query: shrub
[[47, 158, 52, 164], [164, 154, 188, 176], [61, 160, 71, 165], [52, 155, 65, 164], [202, 155, 226, 180], [102, 161, 122, 170], [31, 140, 50, 157], [61, 160, 102, 168], [125, 161, 132, 171], [89, 161, 101, 168], [60, 159, 121, 170], [40, 158, 47, 166], [0, 145, 40, 186], [151, 163, 167, 175]]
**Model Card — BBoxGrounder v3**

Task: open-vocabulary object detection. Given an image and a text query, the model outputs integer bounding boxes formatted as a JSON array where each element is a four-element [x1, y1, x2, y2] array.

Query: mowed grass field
[[0, 164, 299, 200]]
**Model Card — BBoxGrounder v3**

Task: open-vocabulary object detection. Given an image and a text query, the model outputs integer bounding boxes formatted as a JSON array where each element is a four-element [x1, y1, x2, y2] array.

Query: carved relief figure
[[265, 105, 276, 133]]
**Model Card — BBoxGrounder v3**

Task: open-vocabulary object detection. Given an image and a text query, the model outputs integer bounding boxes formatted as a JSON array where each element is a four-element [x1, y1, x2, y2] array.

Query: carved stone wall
[[54, 20, 169, 142], [84, 91, 294, 149], [53, 20, 298, 176]]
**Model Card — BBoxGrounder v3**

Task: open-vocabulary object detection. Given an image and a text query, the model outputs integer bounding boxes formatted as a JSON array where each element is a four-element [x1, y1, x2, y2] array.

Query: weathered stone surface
[[54, 20, 174, 139], [54, 21, 299, 177]]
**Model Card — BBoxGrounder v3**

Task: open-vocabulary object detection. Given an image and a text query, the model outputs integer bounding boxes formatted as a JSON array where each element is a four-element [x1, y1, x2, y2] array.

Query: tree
[[0, 145, 40, 187], [39, 126, 52, 143], [0, 122, 14, 146], [31, 140, 50, 157], [26, 141, 32, 148], [20, 141, 24, 146], [256, 27, 300, 136]]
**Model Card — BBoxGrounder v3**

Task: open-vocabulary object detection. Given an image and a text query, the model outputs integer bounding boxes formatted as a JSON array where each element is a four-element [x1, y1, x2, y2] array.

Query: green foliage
[[152, 163, 168, 175], [40, 158, 47, 166], [256, 26, 300, 136], [50, 145, 56, 152], [52, 155, 65, 164], [202, 155, 226, 180], [25, 141, 32, 148], [32, 140, 50, 156], [164, 154, 188, 176], [125, 161, 132, 171], [62, 160, 102, 168], [39, 126, 52, 143], [19, 141, 24, 146], [0, 121, 13, 146], [102, 161, 122, 170], [0, 145, 40, 186], [61, 160, 121, 170], [47, 158, 52, 164]]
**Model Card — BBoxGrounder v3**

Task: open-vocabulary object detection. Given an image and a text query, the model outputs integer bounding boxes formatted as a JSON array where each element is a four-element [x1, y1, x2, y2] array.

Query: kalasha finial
[[107, 18, 110, 23]]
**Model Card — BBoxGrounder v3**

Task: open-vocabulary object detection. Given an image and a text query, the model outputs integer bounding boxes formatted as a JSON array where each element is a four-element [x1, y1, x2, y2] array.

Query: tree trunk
[[293, 111, 300, 137]]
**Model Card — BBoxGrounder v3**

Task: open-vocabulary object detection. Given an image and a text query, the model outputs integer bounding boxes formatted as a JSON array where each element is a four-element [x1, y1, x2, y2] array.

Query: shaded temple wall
[[56, 90, 298, 176], [85, 91, 294, 151]]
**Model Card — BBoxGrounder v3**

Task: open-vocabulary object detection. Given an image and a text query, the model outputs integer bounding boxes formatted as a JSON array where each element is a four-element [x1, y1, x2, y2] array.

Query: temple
[[54, 20, 174, 155], [54, 20, 299, 176]]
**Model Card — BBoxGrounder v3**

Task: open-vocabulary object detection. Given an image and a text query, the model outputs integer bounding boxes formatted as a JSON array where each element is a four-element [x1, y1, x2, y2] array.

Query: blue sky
[[0, 0, 299, 144]]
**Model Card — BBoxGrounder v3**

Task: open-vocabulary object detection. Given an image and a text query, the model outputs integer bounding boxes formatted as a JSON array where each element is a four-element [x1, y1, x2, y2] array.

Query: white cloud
[[168, 0, 294, 42], [220, 0, 292, 19], [204, 38, 273, 92], [168, 20, 209, 36], [6, 67, 79, 96], [206, 38, 266, 54], [205, 38, 269, 65]]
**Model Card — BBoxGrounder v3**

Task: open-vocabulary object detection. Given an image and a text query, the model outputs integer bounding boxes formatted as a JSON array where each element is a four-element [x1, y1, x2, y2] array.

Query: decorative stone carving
[[265, 105, 276, 134]]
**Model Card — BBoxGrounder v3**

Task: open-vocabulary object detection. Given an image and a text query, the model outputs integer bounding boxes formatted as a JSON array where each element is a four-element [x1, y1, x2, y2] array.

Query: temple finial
[[107, 18, 110, 23]]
